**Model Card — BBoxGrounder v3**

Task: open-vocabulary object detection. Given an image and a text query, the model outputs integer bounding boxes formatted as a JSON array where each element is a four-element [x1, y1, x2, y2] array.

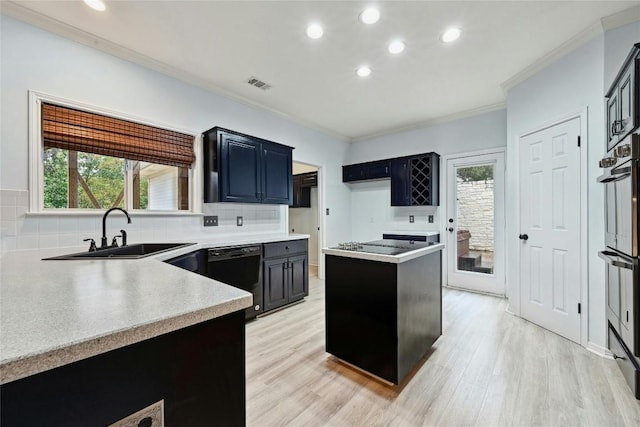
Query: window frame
[[29, 91, 202, 214]]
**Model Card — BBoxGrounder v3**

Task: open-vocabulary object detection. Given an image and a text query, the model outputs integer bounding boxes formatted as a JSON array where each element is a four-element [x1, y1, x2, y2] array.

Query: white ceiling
[[4, 1, 639, 141]]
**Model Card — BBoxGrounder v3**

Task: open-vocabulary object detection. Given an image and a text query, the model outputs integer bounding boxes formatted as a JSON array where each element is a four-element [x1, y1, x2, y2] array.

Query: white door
[[446, 151, 505, 295], [519, 117, 581, 344]]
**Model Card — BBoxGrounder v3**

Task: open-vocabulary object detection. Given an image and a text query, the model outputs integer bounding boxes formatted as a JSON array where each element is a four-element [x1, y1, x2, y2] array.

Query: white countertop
[[0, 233, 308, 385], [382, 230, 440, 237], [322, 242, 444, 264]]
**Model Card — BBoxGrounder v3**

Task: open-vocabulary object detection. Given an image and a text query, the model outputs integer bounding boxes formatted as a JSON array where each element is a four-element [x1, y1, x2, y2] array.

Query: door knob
[[519, 234, 529, 241], [448, 227, 454, 232]]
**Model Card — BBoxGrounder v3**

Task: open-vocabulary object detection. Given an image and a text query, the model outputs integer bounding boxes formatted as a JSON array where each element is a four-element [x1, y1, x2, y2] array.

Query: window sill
[[26, 210, 203, 217]]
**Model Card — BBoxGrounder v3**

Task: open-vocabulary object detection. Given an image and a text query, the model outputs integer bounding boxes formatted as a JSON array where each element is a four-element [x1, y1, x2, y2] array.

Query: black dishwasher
[[207, 245, 263, 320]]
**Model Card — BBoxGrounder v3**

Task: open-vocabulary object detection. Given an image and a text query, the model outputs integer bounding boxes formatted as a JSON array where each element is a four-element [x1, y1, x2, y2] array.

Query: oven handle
[[598, 250, 634, 270], [597, 168, 631, 183]]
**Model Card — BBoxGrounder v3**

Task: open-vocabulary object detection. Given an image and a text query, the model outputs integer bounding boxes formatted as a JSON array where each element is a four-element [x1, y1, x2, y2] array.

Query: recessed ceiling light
[[359, 7, 380, 25], [441, 27, 462, 43], [83, 0, 106, 12], [306, 23, 324, 39], [356, 66, 372, 78], [388, 40, 405, 54]]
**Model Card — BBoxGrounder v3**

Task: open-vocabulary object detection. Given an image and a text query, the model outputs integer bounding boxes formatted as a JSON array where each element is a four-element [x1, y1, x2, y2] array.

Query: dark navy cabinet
[[291, 172, 317, 208], [390, 153, 439, 206], [263, 239, 308, 312], [342, 159, 390, 182], [203, 127, 293, 204], [605, 43, 639, 151]]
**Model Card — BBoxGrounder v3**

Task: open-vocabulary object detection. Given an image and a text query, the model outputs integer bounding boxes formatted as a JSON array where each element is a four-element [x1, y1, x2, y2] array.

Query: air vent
[[247, 76, 272, 91]]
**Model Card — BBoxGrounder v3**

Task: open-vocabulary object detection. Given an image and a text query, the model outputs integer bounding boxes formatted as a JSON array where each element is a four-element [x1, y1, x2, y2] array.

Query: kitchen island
[[322, 240, 444, 385], [0, 233, 307, 426]]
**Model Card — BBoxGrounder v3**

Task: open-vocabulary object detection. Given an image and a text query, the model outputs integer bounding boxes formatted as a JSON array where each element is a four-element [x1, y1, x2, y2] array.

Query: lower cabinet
[[263, 240, 308, 312]]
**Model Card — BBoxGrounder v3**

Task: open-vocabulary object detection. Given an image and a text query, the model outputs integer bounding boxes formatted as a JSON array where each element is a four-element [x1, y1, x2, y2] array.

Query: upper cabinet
[[342, 159, 390, 182], [390, 153, 439, 206], [291, 172, 317, 208], [203, 127, 293, 204], [606, 43, 639, 152], [343, 152, 440, 206]]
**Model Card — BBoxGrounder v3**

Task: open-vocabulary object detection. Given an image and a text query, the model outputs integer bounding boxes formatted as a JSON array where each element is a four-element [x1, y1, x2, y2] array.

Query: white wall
[[505, 34, 606, 349], [289, 187, 319, 265], [346, 109, 507, 242], [0, 15, 351, 252]]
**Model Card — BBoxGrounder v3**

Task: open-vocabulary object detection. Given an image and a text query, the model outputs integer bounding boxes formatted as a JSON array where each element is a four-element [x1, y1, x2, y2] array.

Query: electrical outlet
[[109, 400, 164, 427], [237, 216, 243, 226], [204, 216, 218, 227], [428, 215, 434, 223], [409, 215, 415, 223]]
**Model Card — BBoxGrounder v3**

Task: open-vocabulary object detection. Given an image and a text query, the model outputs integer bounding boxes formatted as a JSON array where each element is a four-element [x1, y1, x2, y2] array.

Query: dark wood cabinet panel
[[291, 172, 316, 208], [203, 127, 293, 204], [606, 43, 639, 151], [262, 240, 308, 313], [288, 254, 308, 302], [0, 311, 246, 427], [263, 258, 289, 311], [342, 159, 390, 182], [391, 153, 440, 206]]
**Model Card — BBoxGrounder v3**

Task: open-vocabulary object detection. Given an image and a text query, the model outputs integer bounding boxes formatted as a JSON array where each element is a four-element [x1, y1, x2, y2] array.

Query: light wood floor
[[246, 275, 640, 426]]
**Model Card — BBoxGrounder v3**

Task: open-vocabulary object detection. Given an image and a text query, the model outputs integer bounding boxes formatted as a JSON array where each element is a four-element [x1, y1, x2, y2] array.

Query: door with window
[[446, 151, 505, 295]]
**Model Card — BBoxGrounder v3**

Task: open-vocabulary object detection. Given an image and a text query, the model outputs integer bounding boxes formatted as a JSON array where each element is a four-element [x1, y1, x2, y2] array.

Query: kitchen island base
[[325, 250, 442, 385], [0, 311, 246, 427]]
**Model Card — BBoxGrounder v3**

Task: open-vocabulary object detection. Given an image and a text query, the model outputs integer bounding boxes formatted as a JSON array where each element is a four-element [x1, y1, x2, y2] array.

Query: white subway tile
[[16, 192, 29, 208], [1, 206, 16, 221], [1, 236, 17, 253], [17, 235, 39, 250], [58, 233, 82, 248], [39, 234, 59, 249], [0, 192, 16, 207], [58, 217, 79, 233], [1, 220, 17, 237], [18, 217, 39, 235]]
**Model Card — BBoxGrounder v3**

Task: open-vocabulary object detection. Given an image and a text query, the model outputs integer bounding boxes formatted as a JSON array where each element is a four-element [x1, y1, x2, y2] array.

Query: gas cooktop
[[332, 239, 433, 256]]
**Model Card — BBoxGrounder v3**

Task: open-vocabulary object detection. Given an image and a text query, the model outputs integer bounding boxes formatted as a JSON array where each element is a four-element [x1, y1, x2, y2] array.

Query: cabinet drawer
[[264, 239, 307, 258]]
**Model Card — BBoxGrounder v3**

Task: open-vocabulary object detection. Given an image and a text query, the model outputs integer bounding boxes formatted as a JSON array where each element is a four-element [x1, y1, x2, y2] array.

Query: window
[[39, 102, 195, 211]]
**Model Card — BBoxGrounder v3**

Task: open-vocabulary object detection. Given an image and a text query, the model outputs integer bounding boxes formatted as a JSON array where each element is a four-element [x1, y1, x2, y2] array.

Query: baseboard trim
[[443, 284, 506, 299], [587, 341, 613, 359]]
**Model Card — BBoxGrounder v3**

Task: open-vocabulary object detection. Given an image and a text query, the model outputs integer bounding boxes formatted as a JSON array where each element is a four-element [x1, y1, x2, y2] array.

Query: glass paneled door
[[446, 151, 505, 295]]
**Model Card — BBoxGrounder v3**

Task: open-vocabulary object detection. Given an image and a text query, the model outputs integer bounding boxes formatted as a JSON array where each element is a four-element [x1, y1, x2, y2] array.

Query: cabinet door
[[366, 160, 391, 180], [262, 143, 293, 205], [343, 164, 366, 182], [618, 64, 636, 139], [607, 92, 619, 151], [220, 133, 262, 203], [288, 254, 309, 302], [291, 175, 301, 207], [263, 258, 289, 311], [390, 158, 411, 206]]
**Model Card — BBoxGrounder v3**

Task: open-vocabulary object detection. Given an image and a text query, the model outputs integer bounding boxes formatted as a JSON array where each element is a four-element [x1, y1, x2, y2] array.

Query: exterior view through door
[[446, 151, 505, 295], [519, 116, 582, 344]]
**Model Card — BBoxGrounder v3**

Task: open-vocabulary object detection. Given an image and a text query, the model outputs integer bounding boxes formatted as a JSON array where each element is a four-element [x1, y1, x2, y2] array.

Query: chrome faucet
[[101, 208, 131, 249]]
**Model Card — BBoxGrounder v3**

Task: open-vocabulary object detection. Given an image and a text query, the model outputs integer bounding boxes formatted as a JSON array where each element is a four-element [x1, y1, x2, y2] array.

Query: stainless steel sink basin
[[43, 243, 196, 260]]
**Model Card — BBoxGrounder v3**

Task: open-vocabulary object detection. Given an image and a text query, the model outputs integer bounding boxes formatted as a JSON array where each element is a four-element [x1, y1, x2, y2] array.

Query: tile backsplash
[[0, 189, 286, 254]]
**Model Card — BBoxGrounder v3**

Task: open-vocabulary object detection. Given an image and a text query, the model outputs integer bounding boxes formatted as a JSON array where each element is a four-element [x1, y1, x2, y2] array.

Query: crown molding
[[349, 102, 507, 143], [0, 1, 350, 143], [501, 5, 640, 93]]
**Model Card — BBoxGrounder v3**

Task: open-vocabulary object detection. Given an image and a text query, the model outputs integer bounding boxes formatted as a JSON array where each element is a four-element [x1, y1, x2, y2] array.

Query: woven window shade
[[42, 103, 195, 168]]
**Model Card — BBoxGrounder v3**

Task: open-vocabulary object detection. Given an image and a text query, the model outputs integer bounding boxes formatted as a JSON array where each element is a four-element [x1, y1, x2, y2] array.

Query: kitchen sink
[[43, 243, 196, 260]]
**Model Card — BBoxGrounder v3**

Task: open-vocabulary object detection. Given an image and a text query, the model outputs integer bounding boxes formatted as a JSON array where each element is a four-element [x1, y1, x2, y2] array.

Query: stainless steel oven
[[599, 133, 640, 398], [599, 250, 639, 356], [598, 134, 639, 257]]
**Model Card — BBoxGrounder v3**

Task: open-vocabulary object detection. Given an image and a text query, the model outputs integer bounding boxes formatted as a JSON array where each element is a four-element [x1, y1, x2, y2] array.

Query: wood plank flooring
[[246, 274, 640, 426]]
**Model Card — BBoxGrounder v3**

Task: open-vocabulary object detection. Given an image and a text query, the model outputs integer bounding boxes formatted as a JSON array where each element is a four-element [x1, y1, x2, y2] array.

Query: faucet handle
[[111, 235, 122, 248], [83, 238, 97, 252]]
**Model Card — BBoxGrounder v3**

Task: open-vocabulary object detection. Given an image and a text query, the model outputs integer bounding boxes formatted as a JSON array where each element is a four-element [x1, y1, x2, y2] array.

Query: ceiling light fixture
[[83, 0, 106, 12], [356, 66, 372, 78], [441, 27, 462, 43], [306, 23, 324, 39], [359, 7, 380, 25], [388, 40, 405, 54]]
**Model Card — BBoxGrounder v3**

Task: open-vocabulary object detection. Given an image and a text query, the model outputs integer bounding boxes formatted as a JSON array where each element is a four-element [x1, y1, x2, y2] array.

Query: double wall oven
[[599, 134, 640, 397]]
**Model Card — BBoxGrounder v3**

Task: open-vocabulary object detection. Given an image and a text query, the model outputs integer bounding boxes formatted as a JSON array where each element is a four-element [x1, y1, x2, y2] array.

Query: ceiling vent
[[246, 76, 272, 91]]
